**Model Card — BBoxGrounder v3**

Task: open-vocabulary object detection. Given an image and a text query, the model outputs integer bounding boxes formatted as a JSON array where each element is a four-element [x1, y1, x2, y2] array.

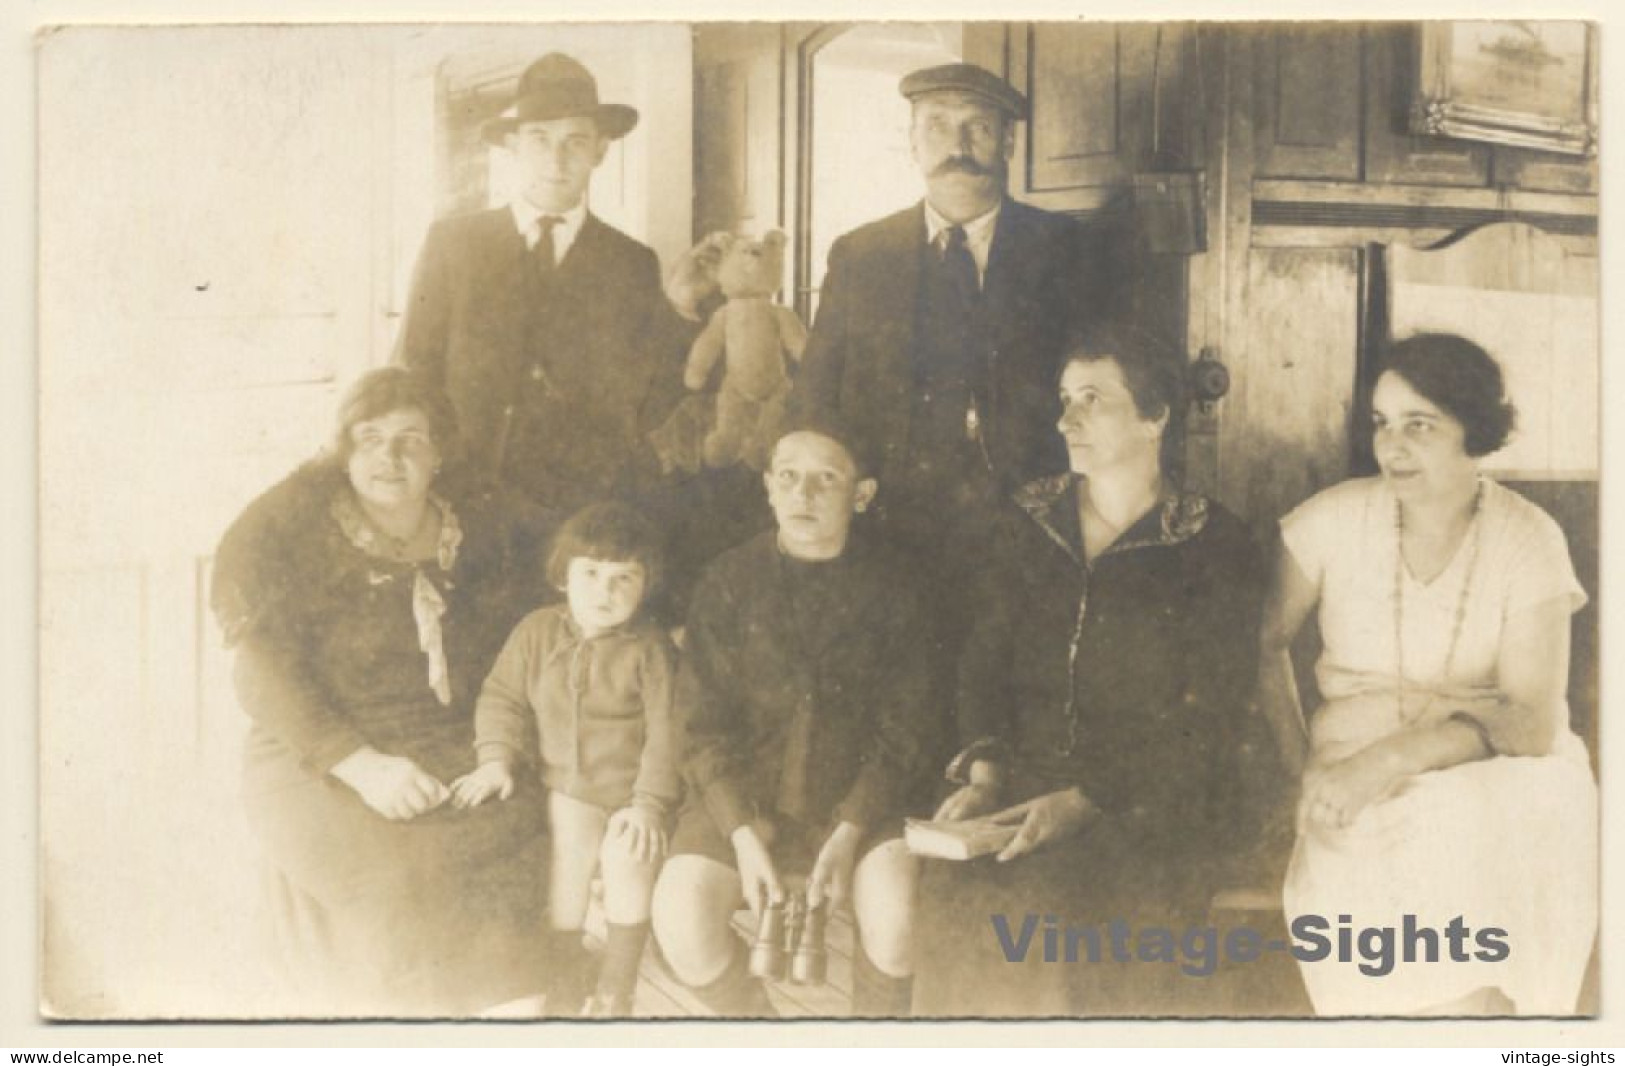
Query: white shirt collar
[[510, 198, 588, 264], [922, 199, 1001, 280]]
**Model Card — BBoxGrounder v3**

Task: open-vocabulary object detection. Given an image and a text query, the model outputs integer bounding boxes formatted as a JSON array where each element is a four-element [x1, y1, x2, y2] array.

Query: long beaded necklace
[[1393, 478, 1484, 725]]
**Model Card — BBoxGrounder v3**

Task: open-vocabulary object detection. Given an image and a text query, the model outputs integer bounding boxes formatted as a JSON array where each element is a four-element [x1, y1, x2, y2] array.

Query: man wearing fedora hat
[[398, 53, 711, 522], [787, 62, 1109, 1014]]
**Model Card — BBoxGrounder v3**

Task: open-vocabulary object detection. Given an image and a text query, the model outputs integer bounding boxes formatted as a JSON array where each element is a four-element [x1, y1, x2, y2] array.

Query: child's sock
[[850, 945, 913, 1018], [594, 921, 649, 1005], [689, 939, 778, 1018], [544, 929, 595, 1014]]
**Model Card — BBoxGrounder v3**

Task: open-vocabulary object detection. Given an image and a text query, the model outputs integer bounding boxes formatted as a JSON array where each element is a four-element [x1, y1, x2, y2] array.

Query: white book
[[904, 816, 1019, 861]]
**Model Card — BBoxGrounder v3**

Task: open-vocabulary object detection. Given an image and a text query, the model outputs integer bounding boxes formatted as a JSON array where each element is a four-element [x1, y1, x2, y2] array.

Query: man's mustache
[[931, 155, 1000, 178]]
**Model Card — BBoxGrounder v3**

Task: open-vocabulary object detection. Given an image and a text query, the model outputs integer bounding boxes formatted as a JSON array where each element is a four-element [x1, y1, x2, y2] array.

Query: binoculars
[[747, 891, 828, 986]]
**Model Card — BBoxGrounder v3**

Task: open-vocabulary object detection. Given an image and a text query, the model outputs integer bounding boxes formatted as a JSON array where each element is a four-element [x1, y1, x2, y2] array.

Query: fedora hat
[[482, 53, 639, 145]]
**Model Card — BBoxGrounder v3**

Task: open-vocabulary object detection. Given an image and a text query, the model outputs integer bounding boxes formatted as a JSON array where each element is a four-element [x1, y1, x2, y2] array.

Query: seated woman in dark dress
[[913, 327, 1266, 1017], [211, 368, 551, 1017]]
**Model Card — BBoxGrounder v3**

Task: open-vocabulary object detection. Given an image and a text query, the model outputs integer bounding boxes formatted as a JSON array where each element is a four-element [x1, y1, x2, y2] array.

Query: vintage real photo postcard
[[33, 16, 1605, 1030]]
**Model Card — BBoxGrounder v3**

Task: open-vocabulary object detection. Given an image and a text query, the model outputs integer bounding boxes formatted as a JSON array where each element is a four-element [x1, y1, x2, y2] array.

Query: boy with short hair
[[650, 417, 938, 1018]]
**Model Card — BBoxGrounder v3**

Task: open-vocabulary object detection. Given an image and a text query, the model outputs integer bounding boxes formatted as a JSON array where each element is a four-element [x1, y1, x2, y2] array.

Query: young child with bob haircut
[[453, 501, 679, 1017]]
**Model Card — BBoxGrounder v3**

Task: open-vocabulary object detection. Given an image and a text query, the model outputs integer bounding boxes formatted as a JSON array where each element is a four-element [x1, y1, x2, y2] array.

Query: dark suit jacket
[[396, 207, 693, 513], [792, 198, 1100, 497]]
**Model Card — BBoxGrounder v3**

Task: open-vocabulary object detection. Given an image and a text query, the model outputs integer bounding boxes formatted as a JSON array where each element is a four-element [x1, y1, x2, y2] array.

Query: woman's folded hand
[[1301, 746, 1403, 831], [448, 759, 516, 810], [332, 747, 452, 821], [991, 788, 1096, 862]]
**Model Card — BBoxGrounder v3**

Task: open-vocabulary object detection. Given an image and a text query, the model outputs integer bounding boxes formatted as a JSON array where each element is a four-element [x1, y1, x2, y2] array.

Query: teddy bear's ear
[[761, 230, 788, 250]]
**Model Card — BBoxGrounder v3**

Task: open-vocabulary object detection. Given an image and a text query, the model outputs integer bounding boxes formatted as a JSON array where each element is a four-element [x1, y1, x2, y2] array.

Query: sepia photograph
[[20, 8, 1613, 1040]]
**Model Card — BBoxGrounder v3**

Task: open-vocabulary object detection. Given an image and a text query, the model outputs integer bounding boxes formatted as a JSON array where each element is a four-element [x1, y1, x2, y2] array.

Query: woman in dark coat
[[211, 368, 551, 1017], [913, 327, 1266, 1017]]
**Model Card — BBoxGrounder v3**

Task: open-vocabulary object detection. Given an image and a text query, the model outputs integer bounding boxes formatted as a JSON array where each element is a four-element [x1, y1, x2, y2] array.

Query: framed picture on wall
[[1411, 21, 1597, 156]]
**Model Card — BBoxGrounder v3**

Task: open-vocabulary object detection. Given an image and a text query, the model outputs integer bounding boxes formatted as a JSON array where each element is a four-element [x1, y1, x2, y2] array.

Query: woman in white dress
[[1260, 332, 1596, 1016]]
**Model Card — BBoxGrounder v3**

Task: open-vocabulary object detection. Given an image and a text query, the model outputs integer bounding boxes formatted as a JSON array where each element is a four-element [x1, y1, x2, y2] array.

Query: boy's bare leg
[[651, 854, 777, 1017], [651, 854, 741, 985], [599, 828, 660, 925], [548, 791, 608, 931], [588, 819, 664, 1014], [545, 791, 608, 1013], [851, 838, 917, 1016]]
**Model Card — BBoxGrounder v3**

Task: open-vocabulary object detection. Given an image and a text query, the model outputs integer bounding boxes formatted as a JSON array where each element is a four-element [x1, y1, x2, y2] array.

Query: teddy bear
[[649, 230, 807, 475]]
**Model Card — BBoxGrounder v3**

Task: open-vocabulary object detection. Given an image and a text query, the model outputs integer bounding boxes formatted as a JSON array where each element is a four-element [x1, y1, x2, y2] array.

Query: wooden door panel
[[1012, 23, 1158, 193], [1491, 147, 1599, 195], [1029, 22, 1123, 188], [1254, 24, 1363, 181], [1221, 246, 1361, 522]]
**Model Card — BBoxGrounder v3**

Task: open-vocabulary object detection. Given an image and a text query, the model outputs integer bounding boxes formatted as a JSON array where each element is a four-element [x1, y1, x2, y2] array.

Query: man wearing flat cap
[[397, 53, 709, 521], [794, 62, 1101, 516]]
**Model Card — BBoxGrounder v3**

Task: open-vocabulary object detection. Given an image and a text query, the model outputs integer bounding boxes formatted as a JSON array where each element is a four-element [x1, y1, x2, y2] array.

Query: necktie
[[942, 224, 980, 303], [531, 215, 563, 278], [941, 225, 989, 455]]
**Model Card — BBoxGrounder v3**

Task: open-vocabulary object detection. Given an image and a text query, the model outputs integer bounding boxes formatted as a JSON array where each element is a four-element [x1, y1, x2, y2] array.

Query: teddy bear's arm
[[684, 306, 729, 391]]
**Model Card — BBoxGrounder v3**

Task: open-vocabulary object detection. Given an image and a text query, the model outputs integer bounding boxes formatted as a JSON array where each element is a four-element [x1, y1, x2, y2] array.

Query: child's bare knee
[[853, 844, 917, 976], [653, 861, 732, 934], [651, 862, 705, 940], [598, 836, 659, 877], [652, 863, 738, 982], [857, 912, 913, 977]]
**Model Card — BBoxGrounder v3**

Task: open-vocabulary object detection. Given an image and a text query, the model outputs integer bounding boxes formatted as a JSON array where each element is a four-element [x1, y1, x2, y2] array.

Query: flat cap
[[899, 62, 1028, 121]]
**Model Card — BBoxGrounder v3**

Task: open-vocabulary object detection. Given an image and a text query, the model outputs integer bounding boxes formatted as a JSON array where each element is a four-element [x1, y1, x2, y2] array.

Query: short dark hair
[[545, 501, 665, 596], [329, 367, 463, 470], [1059, 323, 1188, 477], [1377, 333, 1516, 457], [773, 410, 879, 480]]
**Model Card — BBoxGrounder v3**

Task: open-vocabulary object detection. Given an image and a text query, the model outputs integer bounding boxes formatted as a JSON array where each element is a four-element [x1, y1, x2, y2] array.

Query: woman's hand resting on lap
[[991, 788, 1095, 862], [333, 747, 451, 820], [1302, 746, 1405, 831]]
